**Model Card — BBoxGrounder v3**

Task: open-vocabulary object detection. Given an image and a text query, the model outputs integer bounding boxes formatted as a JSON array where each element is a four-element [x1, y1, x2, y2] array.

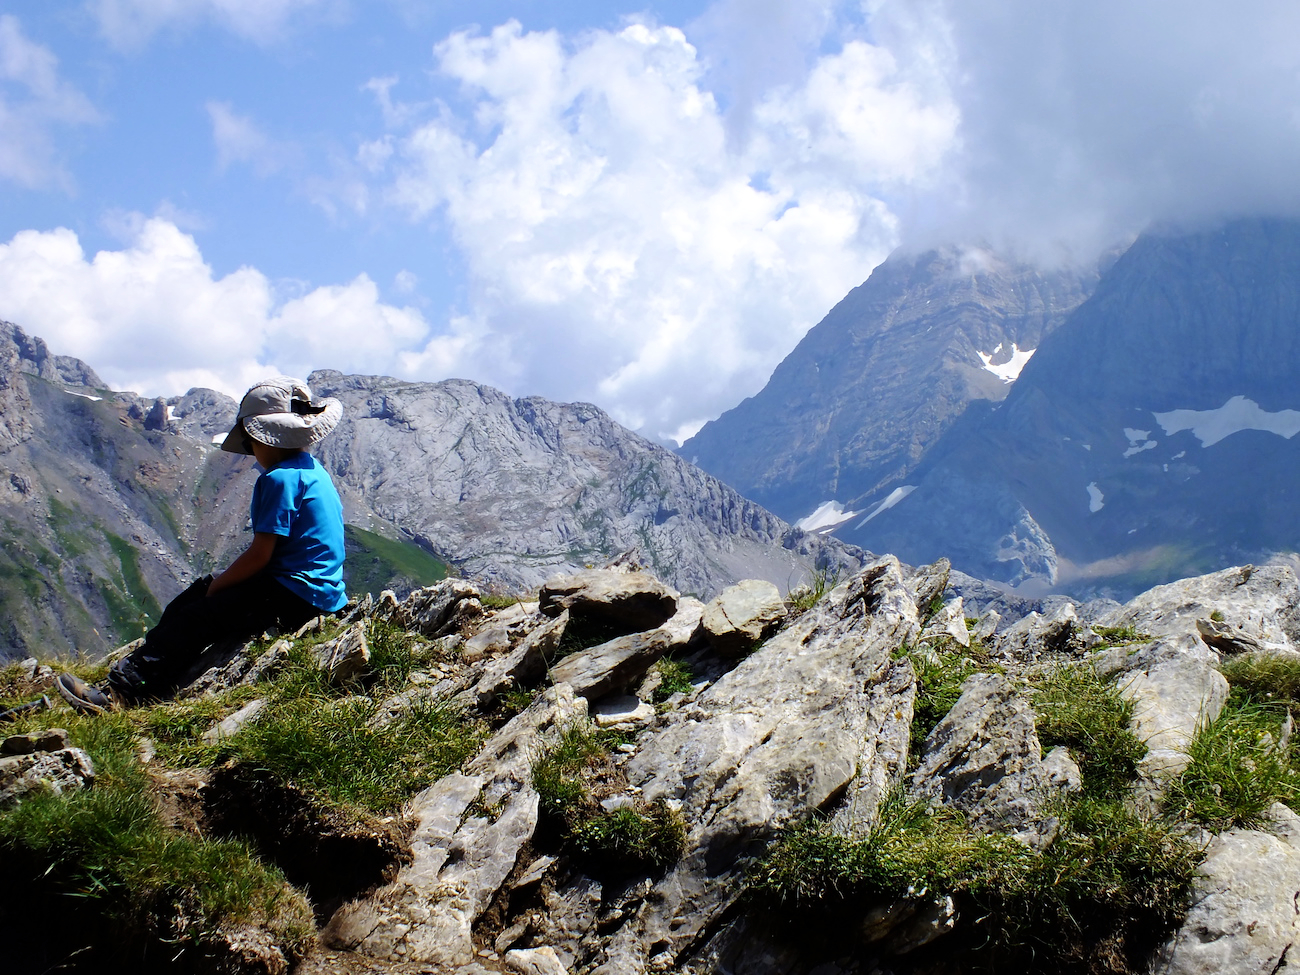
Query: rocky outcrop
[[1157, 804, 1300, 975], [911, 673, 1074, 848]]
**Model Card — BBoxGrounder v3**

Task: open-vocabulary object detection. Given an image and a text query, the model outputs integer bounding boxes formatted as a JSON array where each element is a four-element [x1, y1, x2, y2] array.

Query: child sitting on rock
[[56, 376, 348, 712]]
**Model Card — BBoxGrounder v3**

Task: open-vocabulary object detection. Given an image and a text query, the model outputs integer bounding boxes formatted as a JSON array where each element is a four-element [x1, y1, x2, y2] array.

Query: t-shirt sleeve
[[250, 469, 299, 537]]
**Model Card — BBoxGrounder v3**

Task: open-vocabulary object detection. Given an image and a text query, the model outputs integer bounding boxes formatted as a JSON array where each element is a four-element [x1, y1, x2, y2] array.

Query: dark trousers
[[108, 572, 319, 702]]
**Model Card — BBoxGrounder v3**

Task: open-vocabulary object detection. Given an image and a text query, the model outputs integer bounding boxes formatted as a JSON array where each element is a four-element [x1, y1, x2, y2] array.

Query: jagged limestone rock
[[911, 673, 1072, 848], [919, 595, 970, 648], [1158, 804, 1300, 975], [325, 685, 587, 967], [395, 579, 484, 638], [906, 557, 951, 619], [468, 610, 569, 707], [539, 569, 678, 630], [700, 579, 787, 656], [548, 629, 673, 701], [1099, 564, 1300, 652], [311, 622, 369, 685], [588, 556, 922, 975], [995, 602, 1094, 659]]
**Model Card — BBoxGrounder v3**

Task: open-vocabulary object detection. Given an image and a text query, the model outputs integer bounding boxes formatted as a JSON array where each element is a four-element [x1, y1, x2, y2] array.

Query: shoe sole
[[55, 675, 108, 715]]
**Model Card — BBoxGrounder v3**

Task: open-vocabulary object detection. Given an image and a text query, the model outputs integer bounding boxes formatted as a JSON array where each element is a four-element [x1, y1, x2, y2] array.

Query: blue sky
[[4, 1, 1300, 445]]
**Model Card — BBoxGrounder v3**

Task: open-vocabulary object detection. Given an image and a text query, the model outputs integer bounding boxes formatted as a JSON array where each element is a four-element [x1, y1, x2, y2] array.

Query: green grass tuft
[[1033, 665, 1147, 799], [1165, 699, 1298, 829], [652, 657, 695, 703], [1220, 653, 1300, 703]]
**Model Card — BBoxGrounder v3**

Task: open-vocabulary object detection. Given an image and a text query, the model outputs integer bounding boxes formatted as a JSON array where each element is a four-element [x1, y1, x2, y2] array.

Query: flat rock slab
[[201, 699, 268, 744], [701, 579, 787, 656], [549, 629, 672, 700], [539, 570, 678, 630]]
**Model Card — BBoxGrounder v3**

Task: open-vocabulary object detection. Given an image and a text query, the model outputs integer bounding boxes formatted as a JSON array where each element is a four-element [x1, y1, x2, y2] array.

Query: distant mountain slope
[[0, 324, 861, 658], [851, 218, 1300, 593], [681, 247, 1100, 525], [309, 371, 861, 598]]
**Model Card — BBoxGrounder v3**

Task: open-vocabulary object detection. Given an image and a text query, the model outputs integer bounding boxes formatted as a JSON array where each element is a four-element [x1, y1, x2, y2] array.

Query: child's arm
[[207, 532, 279, 597]]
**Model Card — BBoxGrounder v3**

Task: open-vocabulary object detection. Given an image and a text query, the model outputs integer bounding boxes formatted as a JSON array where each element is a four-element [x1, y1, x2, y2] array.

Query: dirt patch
[[205, 761, 411, 923]]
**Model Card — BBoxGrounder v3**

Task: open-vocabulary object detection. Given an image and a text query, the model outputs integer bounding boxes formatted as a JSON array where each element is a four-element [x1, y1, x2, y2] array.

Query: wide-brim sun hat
[[220, 376, 343, 455]]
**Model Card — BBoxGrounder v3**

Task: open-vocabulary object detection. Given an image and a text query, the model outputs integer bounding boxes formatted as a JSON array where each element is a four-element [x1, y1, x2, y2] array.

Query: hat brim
[[219, 398, 343, 454]]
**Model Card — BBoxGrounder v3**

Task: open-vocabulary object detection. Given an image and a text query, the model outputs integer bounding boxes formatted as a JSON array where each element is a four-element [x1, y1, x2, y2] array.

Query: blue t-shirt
[[250, 453, 347, 612]]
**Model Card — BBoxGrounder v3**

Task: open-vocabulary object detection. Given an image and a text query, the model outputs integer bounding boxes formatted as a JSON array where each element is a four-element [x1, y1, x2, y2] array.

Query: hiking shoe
[[55, 673, 117, 715]]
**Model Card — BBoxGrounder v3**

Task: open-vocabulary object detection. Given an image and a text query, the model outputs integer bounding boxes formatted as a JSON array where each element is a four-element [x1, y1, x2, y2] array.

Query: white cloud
[[0, 219, 430, 400], [0, 15, 98, 189], [88, 0, 332, 49], [352, 18, 956, 440], [889, 0, 1300, 257], [206, 101, 293, 175]]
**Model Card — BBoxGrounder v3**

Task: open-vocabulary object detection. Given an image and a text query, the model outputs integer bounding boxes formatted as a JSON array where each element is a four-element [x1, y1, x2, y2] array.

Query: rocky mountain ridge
[[850, 218, 1300, 594], [681, 246, 1101, 525], [0, 322, 859, 659]]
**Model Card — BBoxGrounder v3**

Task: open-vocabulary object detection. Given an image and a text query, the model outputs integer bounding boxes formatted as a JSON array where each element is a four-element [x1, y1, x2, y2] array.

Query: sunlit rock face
[[849, 218, 1300, 595], [681, 246, 1100, 527]]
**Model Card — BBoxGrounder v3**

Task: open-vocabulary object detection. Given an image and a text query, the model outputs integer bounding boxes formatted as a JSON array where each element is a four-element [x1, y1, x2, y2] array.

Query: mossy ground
[[0, 618, 486, 969]]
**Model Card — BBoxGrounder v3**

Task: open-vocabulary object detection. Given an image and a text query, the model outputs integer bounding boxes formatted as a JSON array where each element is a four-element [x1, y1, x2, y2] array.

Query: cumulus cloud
[[0, 219, 428, 400], [88, 0, 332, 49], [0, 15, 98, 189], [353, 18, 956, 441], [889, 0, 1300, 258]]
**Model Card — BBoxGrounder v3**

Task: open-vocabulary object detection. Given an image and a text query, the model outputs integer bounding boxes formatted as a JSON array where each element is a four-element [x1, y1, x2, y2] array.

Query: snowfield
[[1154, 395, 1300, 447]]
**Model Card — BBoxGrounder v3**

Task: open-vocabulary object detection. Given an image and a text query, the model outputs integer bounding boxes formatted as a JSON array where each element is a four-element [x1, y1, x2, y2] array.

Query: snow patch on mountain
[[1154, 395, 1300, 447], [977, 343, 1035, 384], [1123, 428, 1157, 457], [795, 500, 860, 534], [855, 485, 917, 529], [1087, 482, 1104, 512]]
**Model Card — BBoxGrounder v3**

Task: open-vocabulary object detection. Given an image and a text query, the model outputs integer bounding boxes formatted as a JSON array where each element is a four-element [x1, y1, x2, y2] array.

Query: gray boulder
[[700, 579, 787, 656], [395, 580, 485, 638], [539, 569, 678, 630], [548, 629, 673, 701], [1157, 804, 1300, 975], [1099, 564, 1300, 652]]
